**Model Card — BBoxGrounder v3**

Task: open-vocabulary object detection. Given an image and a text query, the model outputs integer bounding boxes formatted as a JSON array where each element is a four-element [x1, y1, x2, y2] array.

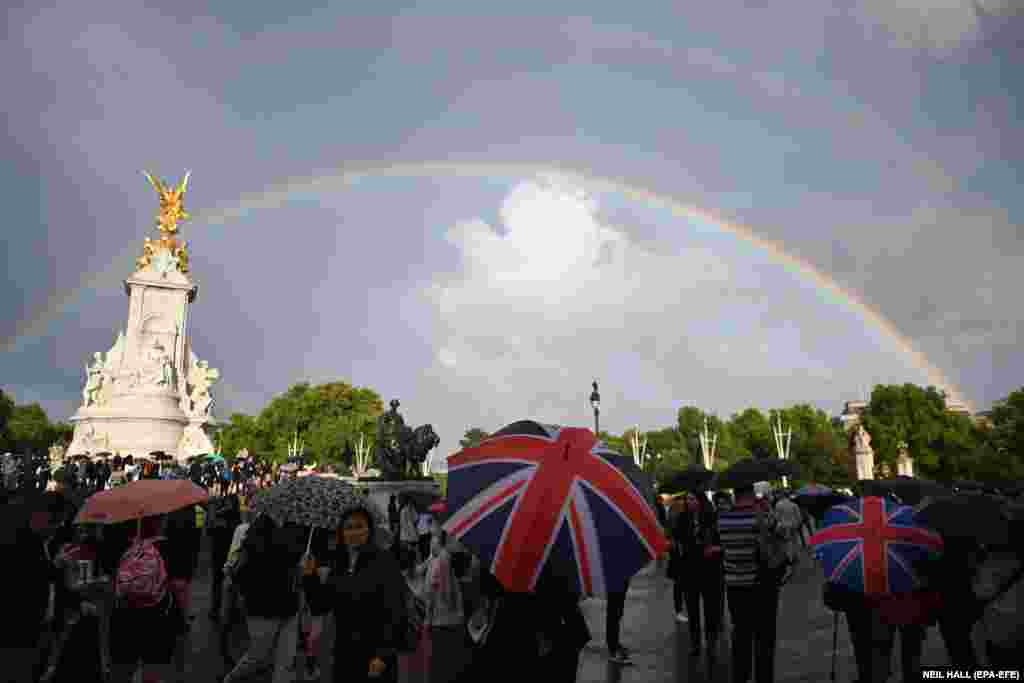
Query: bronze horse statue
[[374, 400, 440, 479]]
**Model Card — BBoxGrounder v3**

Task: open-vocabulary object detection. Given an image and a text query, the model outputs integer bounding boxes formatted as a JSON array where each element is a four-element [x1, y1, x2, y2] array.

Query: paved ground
[[172, 532, 962, 683]]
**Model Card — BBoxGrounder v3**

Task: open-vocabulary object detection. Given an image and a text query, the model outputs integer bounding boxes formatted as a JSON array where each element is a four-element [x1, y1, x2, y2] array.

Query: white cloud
[[416, 177, 929, 457], [855, 0, 1014, 52]]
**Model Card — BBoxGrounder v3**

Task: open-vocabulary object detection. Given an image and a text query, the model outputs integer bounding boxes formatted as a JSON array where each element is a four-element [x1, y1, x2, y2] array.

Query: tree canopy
[[459, 428, 490, 450], [218, 380, 384, 466]]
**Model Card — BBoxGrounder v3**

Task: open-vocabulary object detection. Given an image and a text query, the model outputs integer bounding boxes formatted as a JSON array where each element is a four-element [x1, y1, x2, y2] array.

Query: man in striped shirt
[[718, 484, 786, 683]]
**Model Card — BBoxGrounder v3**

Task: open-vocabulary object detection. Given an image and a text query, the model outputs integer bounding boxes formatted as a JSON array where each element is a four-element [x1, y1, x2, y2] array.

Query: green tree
[[651, 449, 693, 492], [7, 403, 53, 454], [51, 422, 74, 448], [860, 383, 972, 481], [459, 428, 490, 449], [256, 381, 385, 466], [0, 389, 14, 449], [218, 413, 266, 458], [981, 388, 1024, 481], [770, 404, 850, 485], [729, 408, 774, 460]]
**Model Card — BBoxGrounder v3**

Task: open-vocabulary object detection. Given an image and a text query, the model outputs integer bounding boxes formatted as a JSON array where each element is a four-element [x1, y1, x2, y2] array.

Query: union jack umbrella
[[809, 496, 943, 598], [443, 420, 669, 595]]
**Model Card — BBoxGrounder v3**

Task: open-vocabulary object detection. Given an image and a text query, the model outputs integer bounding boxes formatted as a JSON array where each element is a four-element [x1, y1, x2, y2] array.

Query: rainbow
[[3, 161, 974, 412]]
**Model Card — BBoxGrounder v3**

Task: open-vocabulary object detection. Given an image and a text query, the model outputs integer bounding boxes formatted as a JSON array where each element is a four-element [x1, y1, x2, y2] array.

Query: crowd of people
[[4, 456, 1023, 683], [661, 483, 1024, 682]]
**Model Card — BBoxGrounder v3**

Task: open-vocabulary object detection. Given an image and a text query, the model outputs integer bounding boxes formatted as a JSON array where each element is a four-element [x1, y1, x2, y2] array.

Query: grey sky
[[2, 1, 1020, 465]]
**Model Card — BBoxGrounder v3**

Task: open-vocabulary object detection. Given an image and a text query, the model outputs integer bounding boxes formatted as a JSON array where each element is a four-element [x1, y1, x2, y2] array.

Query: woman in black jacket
[[223, 515, 305, 683], [302, 506, 405, 683], [672, 491, 724, 656]]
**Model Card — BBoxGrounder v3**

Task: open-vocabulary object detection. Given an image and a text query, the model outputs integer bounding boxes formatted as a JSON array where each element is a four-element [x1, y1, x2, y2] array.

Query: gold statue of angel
[[136, 237, 157, 269], [144, 170, 191, 237]]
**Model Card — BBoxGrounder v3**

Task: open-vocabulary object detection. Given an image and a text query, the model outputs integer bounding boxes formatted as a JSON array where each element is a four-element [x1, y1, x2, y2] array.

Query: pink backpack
[[115, 537, 169, 609]]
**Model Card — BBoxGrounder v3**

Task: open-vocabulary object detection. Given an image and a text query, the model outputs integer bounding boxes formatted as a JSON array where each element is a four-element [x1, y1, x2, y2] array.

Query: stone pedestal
[[853, 446, 875, 480]]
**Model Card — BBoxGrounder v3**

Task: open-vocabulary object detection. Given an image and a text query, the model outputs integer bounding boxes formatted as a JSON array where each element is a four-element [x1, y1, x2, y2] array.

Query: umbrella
[[74, 479, 208, 525], [795, 483, 833, 497], [810, 496, 944, 598], [717, 457, 801, 489], [249, 475, 384, 531], [601, 450, 660, 518], [914, 494, 1011, 546], [796, 492, 850, 519], [860, 477, 950, 506], [442, 420, 669, 596], [660, 464, 717, 494], [203, 454, 226, 464], [429, 499, 447, 514], [149, 451, 174, 462]]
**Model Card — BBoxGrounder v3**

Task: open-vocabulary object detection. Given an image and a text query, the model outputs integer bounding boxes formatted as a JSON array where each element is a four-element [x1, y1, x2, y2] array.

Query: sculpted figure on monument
[[853, 424, 872, 452], [83, 352, 106, 407], [182, 356, 219, 418], [138, 340, 174, 388]]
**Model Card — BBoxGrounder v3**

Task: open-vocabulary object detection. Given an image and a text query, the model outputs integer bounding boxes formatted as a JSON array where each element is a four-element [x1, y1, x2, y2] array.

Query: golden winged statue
[[144, 170, 191, 237], [137, 170, 192, 273]]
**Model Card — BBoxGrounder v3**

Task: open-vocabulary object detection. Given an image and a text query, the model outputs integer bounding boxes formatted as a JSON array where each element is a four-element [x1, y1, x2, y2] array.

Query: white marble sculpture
[[896, 441, 914, 477], [851, 424, 875, 480], [83, 352, 106, 407], [181, 352, 219, 418]]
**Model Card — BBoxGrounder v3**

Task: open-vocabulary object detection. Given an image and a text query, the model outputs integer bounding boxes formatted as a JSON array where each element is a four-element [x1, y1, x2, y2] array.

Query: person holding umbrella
[[221, 514, 305, 683], [672, 489, 724, 657], [301, 502, 406, 683], [443, 421, 668, 673], [716, 456, 799, 683]]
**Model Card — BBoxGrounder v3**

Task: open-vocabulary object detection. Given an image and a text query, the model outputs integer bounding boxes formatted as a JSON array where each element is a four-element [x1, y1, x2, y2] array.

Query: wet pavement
[[177, 533, 956, 682]]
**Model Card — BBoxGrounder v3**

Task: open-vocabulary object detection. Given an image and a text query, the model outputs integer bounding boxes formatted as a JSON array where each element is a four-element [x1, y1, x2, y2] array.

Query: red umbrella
[[74, 479, 208, 524]]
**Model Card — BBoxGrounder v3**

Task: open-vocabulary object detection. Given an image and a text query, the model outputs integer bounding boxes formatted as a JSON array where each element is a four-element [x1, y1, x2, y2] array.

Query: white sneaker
[[676, 612, 689, 622]]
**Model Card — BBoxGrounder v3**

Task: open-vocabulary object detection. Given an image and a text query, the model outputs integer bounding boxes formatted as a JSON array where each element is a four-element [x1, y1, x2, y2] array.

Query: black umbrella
[[915, 493, 1011, 546], [718, 457, 801, 489], [660, 464, 717, 494], [952, 479, 984, 491], [860, 477, 950, 506], [150, 451, 173, 462], [795, 491, 850, 518], [602, 452, 659, 518]]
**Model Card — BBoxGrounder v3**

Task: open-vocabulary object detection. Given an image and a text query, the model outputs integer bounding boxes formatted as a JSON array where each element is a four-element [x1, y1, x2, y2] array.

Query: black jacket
[[9, 526, 52, 646], [235, 520, 304, 618], [302, 542, 405, 675], [163, 505, 201, 579], [672, 500, 720, 559]]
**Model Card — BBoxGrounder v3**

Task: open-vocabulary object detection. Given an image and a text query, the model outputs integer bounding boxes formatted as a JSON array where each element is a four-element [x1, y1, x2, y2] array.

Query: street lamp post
[[590, 381, 601, 435]]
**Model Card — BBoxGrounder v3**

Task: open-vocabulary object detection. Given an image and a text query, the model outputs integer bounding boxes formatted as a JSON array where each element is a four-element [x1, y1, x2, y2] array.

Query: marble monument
[[68, 171, 220, 463]]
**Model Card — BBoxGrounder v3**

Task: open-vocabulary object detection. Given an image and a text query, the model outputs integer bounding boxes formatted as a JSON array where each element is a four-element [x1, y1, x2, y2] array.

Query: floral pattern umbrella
[[249, 475, 385, 531]]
